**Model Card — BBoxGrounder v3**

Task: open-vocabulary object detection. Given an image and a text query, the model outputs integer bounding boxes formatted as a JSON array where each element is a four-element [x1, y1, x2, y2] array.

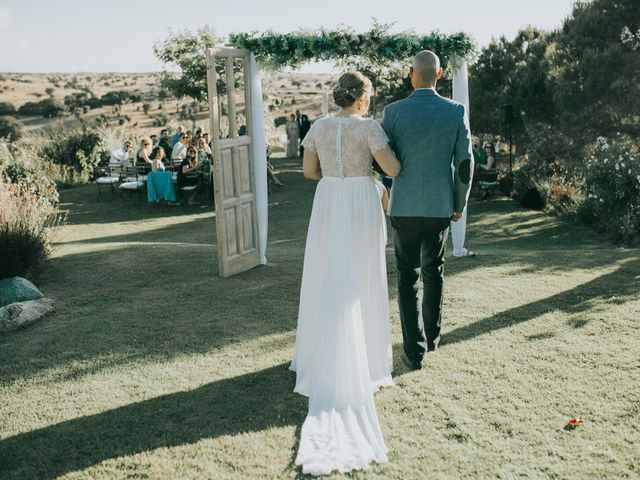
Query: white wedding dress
[[290, 115, 394, 476]]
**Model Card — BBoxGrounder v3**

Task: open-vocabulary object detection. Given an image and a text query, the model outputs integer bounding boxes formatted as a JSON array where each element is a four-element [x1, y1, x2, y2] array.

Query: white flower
[[600, 198, 605, 203], [615, 164, 619, 170], [621, 163, 625, 168], [604, 158, 609, 164]]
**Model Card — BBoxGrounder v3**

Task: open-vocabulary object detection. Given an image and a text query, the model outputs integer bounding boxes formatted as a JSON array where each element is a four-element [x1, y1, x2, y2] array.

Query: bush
[[39, 98, 65, 118], [0, 147, 61, 279], [0, 116, 23, 141], [17, 101, 41, 116], [17, 98, 65, 118], [0, 143, 58, 206], [512, 157, 549, 210], [0, 102, 16, 116], [37, 126, 111, 183], [579, 136, 640, 243]]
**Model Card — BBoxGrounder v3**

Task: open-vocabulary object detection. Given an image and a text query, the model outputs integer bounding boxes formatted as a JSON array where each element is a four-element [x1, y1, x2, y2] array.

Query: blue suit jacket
[[381, 89, 473, 218]]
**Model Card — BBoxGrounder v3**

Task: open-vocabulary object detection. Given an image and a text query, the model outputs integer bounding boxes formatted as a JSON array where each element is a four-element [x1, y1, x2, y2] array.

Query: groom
[[381, 50, 473, 370]]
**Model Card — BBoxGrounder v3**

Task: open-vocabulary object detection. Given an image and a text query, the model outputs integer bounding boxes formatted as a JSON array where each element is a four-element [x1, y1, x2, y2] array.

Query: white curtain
[[249, 54, 268, 264], [451, 61, 470, 255]]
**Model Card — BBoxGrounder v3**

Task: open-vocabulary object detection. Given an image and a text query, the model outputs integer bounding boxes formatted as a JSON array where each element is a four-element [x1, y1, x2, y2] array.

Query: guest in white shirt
[[171, 133, 189, 167], [109, 141, 133, 169]]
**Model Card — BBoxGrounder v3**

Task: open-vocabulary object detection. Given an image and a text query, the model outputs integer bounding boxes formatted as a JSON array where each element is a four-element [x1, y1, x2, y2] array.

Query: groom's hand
[[450, 212, 463, 222]]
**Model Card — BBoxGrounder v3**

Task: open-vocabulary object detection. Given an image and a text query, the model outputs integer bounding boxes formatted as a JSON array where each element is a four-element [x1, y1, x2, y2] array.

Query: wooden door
[[206, 48, 260, 277]]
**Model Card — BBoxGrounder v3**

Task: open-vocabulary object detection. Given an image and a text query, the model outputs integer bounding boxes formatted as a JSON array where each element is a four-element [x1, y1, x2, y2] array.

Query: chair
[[476, 168, 500, 199], [118, 166, 146, 204], [94, 165, 120, 200]]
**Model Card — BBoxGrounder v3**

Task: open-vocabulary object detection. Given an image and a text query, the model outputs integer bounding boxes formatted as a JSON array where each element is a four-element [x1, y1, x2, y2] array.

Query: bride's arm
[[373, 147, 401, 177], [303, 149, 322, 180]]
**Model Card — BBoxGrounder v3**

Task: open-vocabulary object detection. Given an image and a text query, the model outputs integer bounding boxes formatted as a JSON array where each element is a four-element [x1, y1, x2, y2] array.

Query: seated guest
[[171, 133, 189, 168], [150, 134, 159, 147], [171, 125, 184, 147], [159, 129, 173, 159], [177, 146, 202, 204], [475, 142, 497, 183], [266, 144, 283, 187], [150, 146, 166, 172], [109, 141, 133, 169], [197, 137, 212, 161], [136, 138, 153, 173], [481, 143, 496, 170]]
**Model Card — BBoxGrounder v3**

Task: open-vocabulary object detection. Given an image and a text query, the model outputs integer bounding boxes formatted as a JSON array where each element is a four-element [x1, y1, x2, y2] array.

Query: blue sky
[[0, 0, 577, 72]]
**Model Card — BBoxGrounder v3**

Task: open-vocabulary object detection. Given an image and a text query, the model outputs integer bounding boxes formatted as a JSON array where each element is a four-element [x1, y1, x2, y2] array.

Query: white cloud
[[0, 6, 9, 29]]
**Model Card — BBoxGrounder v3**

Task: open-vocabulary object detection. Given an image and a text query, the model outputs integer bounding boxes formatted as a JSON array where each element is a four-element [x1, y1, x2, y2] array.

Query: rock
[[0, 277, 43, 306], [0, 298, 54, 332]]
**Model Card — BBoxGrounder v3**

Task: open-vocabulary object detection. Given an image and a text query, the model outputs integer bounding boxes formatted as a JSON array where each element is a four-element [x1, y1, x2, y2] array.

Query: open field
[[0, 72, 337, 146], [0, 153, 638, 479]]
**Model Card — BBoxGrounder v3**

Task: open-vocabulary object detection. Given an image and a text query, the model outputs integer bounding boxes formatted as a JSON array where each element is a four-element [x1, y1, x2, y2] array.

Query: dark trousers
[[390, 216, 450, 362]]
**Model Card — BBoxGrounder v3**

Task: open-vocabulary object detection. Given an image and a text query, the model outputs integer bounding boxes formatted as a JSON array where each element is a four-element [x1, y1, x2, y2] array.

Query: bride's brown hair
[[333, 71, 372, 108]]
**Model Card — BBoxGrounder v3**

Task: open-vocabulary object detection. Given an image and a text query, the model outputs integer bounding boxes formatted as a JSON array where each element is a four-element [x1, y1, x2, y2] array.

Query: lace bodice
[[301, 116, 389, 178]]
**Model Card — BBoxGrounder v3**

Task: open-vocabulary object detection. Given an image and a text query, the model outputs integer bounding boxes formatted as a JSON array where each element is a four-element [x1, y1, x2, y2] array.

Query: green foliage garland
[[229, 23, 476, 72]]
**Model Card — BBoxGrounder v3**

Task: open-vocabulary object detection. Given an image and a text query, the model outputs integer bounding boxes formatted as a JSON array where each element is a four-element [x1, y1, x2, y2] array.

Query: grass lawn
[[1, 153, 639, 479]]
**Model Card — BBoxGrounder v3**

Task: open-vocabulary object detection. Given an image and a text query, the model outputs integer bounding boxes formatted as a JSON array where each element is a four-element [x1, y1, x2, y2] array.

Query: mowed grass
[[0, 153, 639, 479]]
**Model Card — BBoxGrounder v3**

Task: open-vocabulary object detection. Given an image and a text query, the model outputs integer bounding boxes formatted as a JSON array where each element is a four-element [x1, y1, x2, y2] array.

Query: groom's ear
[[436, 67, 443, 80]]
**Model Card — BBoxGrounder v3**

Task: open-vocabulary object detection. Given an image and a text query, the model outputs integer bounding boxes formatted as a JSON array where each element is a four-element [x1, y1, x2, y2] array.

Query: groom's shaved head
[[411, 50, 441, 86]]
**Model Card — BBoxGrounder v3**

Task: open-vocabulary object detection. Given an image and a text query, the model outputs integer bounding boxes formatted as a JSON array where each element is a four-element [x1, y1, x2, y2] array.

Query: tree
[[153, 26, 217, 101], [0, 116, 23, 140], [548, 0, 640, 143], [469, 28, 553, 136], [45, 87, 55, 97], [39, 98, 65, 118]]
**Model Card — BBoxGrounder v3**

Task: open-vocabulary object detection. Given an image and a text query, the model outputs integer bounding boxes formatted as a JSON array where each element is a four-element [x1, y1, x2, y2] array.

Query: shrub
[[37, 126, 110, 183], [0, 116, 23, 141], [0, 146, 61, 280], [579, 136, 640, 243], [39, 98, 65, 118], [17, 101, 41, 116], [0, 175, 59, 279], [0, 101, 16, 116], [100, 90, 129, 106], [17, 98, 65, 118], [0, 143, 58, 206]]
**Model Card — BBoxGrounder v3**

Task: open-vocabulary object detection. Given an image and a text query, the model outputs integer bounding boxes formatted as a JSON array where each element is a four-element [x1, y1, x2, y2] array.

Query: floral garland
[[228, 23, 476, 73]]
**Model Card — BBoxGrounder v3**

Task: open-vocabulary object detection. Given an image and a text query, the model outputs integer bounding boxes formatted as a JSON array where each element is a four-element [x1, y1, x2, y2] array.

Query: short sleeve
[[300, 122, 317, 153], [367, 120, 389, 155]]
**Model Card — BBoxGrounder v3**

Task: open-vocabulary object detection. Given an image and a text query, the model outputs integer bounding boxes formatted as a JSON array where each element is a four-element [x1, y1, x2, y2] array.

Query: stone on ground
[[0, 277, 44, 306], [0, 298, 54, 332]]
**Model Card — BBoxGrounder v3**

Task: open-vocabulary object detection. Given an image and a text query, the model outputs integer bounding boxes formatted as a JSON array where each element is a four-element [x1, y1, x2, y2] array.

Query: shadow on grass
[[0, 241, 304, 384], [0, 363, 307, 480], [59, 184, 216, 226], [390, 257, 640, 376], [443, 257, 640, 347]]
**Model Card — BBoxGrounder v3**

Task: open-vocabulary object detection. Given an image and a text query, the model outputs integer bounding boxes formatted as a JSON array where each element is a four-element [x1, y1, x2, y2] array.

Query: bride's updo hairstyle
[[333, 71, 372, 108]]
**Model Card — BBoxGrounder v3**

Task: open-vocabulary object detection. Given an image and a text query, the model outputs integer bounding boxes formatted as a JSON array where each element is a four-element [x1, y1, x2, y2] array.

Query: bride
[[290, 71, 401, 475]]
